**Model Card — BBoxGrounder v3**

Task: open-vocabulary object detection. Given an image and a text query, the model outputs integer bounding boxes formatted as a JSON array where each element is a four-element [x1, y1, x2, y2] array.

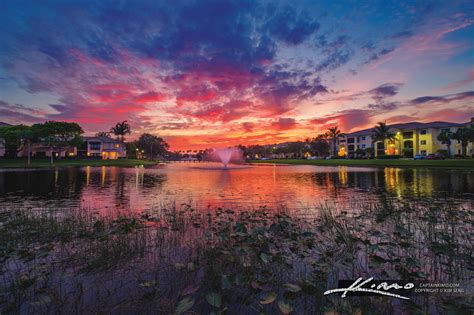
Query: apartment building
[[82, 136, 127, 159], [335, 120, 473, 158]]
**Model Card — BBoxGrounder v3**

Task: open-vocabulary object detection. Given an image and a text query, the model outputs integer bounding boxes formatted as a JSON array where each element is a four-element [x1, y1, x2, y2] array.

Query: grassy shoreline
[[249, 158, 474, 168], [0, 158, 157, 168]]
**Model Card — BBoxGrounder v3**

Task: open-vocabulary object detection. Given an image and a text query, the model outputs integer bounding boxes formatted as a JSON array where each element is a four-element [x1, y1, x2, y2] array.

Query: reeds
[[0, 198, 471, 314]]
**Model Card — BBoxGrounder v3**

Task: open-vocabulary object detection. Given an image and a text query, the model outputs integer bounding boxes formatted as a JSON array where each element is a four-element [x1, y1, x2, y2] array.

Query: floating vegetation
[[0, 197, 472, 314]]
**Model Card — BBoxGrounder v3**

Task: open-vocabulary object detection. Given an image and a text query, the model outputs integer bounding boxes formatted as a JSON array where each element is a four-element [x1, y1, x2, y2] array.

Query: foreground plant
[[0, 198, 471, 314]]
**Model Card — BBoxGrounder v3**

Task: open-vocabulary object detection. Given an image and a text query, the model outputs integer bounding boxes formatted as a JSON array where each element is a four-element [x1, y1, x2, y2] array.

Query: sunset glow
[[0, 1, 473, 150]]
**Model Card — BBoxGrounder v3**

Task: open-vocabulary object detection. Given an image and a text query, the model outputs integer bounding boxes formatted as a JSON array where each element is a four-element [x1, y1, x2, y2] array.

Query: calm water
[[0, 162, 472, 212]]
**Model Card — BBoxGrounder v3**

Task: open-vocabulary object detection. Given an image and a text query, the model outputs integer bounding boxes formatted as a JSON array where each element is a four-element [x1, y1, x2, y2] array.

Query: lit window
[[420, 140, 427, 145], [115, 144, 120, 148], [420, 130, 427, 135]]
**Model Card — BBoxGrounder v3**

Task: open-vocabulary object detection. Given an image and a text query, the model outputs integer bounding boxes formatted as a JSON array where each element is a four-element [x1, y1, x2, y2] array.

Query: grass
[[0, 158, 157, 168], [249, 158, 474, 168], [0, 198, 471, 314]]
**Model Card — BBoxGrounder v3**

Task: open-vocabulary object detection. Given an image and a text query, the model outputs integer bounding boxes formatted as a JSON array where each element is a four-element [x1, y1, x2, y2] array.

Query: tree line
[[0, 120, 170, 165], [237, 121, 474, 159]]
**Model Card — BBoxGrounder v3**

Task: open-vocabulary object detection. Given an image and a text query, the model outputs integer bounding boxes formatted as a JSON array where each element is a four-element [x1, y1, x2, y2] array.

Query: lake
[[0, 163, 472, 314], [1, 162, 472, 213]]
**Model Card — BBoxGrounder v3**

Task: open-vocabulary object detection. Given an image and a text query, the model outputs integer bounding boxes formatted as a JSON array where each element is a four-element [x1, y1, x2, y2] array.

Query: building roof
[[344, 120, 469, 137], [84, 136, 124, 144]]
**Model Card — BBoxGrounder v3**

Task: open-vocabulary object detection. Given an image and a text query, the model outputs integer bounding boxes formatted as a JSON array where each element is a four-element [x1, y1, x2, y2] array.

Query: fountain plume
[[213, 148, 242, 168]]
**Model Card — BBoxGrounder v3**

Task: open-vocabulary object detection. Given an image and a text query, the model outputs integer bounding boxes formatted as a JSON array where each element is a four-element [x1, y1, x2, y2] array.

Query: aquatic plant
[[0, 198, 471, 314]]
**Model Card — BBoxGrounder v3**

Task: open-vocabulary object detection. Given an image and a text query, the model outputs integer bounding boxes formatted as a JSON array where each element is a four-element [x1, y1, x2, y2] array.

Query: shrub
[[437, 150, 448, 158], [377, 155, 401, 159]]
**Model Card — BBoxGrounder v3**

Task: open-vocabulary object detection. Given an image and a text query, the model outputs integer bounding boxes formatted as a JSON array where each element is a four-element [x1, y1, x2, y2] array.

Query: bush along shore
[[0, 198, 472, 314], [249, 158, 474, 168], [0, 158, 157, 168]]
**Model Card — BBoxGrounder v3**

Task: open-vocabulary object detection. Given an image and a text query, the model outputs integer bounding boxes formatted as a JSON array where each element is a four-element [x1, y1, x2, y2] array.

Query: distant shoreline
[[249, 158, 474, 168], [0, 159, 157, 168]]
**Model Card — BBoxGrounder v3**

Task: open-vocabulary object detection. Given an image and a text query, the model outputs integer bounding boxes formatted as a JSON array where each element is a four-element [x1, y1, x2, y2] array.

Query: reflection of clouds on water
[[0, 163, 472, 213]]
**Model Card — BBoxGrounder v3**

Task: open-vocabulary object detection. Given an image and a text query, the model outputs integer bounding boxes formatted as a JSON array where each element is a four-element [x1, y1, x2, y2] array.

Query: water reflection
[[0, 163, 472, 212]]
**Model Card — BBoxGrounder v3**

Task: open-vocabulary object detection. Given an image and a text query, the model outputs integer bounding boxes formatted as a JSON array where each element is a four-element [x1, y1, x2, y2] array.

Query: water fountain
[[214, 147, 241, 168]]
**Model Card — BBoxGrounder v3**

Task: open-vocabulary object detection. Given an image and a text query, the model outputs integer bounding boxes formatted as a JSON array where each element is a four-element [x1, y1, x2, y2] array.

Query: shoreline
[[0, 158, 157, 168], [248, 158, 474, 168]]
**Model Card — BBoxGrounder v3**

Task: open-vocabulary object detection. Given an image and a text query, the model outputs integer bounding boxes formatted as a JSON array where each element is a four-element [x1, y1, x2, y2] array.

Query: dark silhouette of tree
[[437, 131, 453, 157], [0, 125, 33, 160], [136, 133, 169, 160], [110, 121, 131, 142], [33, 121, 84, 164], [371, 122, 395, 156], [452, 127, 473, 157], [326, 126, 341, 156]]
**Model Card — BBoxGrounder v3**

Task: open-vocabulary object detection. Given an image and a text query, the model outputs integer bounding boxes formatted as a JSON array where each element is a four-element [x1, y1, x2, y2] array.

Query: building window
[[420, 130, 427, 135], [347, 138, 355, 144], [89, 142, 101, 150], [420, 140, 427, 145], [421, 150, 427, 155], [114, 144, 120, 148], [361, 136, 366, 141], [402, 132, 413, 139], [361, 144, 366, 149]]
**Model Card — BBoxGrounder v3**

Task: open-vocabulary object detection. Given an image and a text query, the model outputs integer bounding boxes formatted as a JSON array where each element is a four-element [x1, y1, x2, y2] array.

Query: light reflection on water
[[0, 162, 472, 213]]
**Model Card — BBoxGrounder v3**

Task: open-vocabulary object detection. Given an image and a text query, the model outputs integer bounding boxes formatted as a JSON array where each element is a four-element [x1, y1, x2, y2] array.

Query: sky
[[0, 0, 473, 150]]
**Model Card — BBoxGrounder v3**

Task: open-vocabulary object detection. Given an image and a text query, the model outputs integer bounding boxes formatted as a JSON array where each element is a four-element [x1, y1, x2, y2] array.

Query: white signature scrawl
[[324, 277, 415, 300]]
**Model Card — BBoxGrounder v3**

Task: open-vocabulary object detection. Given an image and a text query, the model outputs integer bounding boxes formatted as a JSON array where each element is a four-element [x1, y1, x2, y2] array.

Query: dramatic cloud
[[0, 0, 473, 149], [411, 91, 474, 105], [369, 83, 403, 103]]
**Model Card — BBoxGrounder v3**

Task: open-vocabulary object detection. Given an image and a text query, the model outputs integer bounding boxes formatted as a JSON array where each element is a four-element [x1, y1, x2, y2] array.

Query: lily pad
[[260, 252, 271, 263], [278, 300, 293, 314], [206, 292, 222, 308], [283, 283, 301, 293], [174, 297, 194, 315], [260, 292, 277, 304]]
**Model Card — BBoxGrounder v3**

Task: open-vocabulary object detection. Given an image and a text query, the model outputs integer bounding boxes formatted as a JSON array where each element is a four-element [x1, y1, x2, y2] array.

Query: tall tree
[[309, 134, 330, 156], [136, 133, 169, 160], [286, 141, 306, 158], [452, 127, 473, 157], [0, 125, 33, 159], [17, 128, 36, 166], [33, 121, 84, 164], [326, 126, 341, 156], [437, 131, 453, 157], [110, 121, 131, 142], [371, 122, 395, 156]]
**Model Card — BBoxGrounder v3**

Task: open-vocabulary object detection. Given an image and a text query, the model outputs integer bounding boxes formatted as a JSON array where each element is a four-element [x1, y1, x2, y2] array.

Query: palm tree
[[110, 121, 131, 142], [452, 127, 473, 157], [372, 122, 395, 156], [437, 131, 453, 157], [326, 126, 341, 156]]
